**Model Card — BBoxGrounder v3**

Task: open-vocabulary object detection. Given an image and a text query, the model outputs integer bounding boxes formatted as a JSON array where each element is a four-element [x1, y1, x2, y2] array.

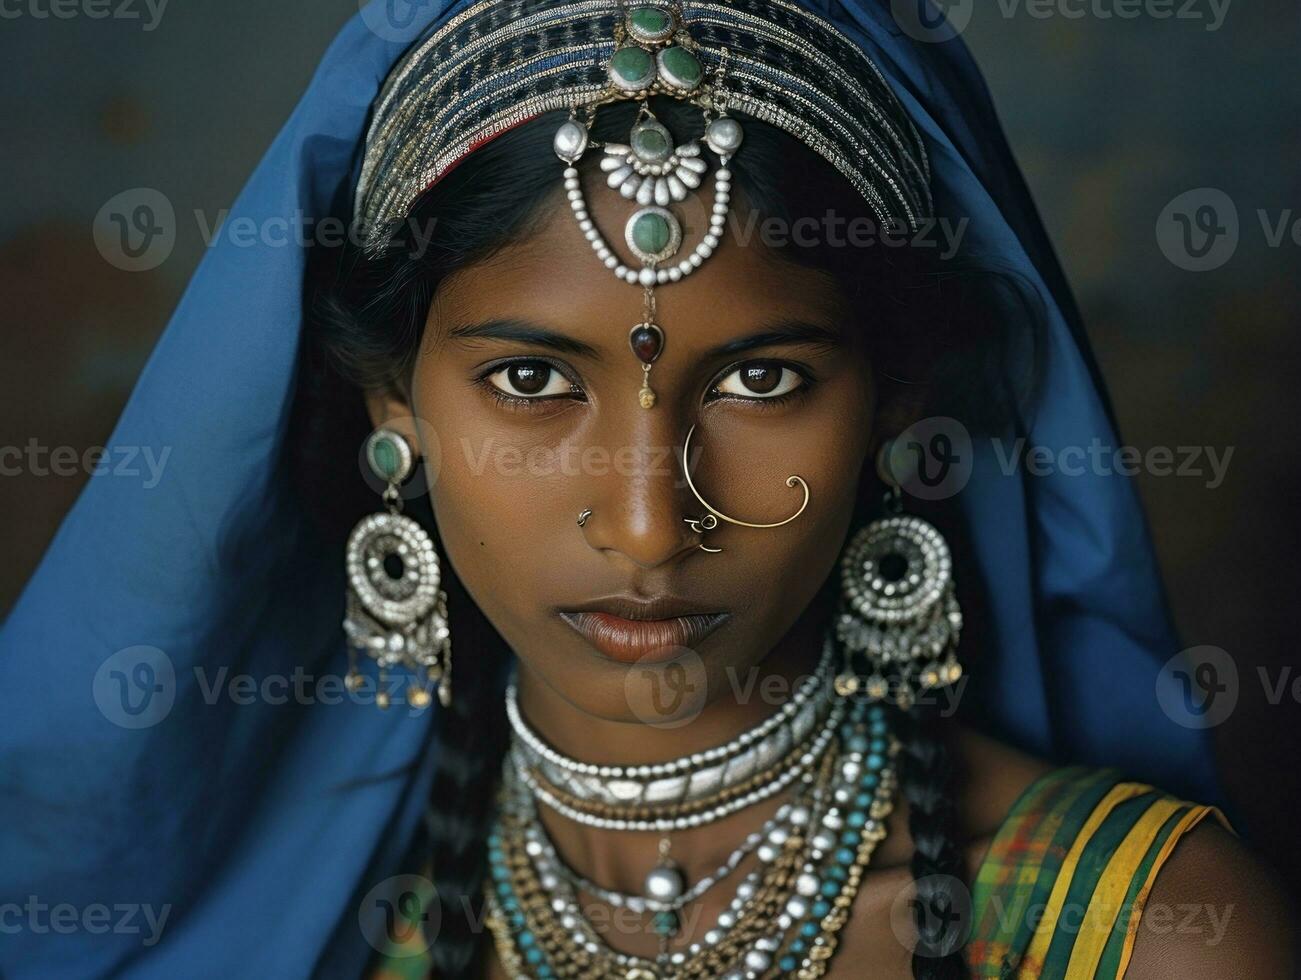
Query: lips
[[558, 596, 729, 664]]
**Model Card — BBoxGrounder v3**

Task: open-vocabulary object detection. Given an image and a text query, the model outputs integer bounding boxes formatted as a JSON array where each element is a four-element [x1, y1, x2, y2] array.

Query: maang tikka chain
[[553, 2, 742, 409]]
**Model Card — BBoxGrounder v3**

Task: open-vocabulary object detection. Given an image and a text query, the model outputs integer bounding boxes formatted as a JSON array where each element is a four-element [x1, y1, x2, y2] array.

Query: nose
[[577, 409, 700, 570]]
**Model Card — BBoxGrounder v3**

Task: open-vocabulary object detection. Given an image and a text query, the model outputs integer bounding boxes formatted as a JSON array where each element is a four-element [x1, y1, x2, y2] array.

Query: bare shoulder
[[947, 730, 1298, 978], [1124, 819, 1296, 979], [870, 724, 1053, 871], [950, 725, 1055, 847]]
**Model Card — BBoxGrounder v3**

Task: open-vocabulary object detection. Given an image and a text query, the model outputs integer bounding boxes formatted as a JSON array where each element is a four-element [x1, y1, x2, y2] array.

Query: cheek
[[409, 370, 586, 634], [692, 372, 873, 619]]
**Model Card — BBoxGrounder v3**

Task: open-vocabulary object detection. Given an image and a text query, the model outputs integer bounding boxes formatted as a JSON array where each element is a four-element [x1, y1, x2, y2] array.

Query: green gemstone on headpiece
[[631, 125, 670, 162], [628, 6, 672, 40], [632, 211, 672, 256], [609, 45, 655, 89], [657, 45, 702, 90], [370, 435, 402, 480]]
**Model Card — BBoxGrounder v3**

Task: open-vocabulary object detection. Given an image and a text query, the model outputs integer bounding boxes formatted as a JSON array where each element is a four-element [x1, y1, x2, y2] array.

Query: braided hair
[[299, 96, 1040, 978], [900, 704, 967, 979]]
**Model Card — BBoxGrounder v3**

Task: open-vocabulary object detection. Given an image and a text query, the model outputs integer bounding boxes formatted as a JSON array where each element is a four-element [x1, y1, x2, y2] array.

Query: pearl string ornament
[[505, 636, 834, 781], [563, 157, 732, 288], [511, 695, 847, 832]]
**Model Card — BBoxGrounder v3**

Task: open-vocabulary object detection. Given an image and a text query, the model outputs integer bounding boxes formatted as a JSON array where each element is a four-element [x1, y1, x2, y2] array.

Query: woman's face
[[370, 178, 878, 723]]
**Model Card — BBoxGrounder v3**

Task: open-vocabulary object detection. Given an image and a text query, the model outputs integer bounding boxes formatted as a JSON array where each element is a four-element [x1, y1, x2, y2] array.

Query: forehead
[[428, 177, 849, 352]]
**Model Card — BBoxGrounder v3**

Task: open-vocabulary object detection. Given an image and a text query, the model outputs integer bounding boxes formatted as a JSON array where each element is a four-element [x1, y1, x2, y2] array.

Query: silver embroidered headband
[[355, 0, 932, 408]]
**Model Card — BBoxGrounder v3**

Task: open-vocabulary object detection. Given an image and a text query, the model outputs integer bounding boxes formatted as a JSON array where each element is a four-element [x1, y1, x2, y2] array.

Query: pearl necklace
[[509, 767, 816, 914], [511, 695, 846, 831]]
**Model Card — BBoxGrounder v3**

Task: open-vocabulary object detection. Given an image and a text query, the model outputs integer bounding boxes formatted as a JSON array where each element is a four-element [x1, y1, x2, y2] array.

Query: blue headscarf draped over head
[[0, 0, 1218, 976]]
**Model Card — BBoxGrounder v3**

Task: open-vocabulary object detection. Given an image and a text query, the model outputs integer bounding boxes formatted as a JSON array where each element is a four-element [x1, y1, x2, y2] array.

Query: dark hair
[[295, 96, 1042, 980]]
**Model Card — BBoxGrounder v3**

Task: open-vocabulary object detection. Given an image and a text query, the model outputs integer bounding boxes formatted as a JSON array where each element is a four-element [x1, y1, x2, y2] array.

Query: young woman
[[0, 0, 1291, 978]]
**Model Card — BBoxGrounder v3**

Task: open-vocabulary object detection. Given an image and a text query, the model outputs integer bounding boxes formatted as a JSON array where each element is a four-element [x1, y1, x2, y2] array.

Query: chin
[[521, 633, 748, 728]]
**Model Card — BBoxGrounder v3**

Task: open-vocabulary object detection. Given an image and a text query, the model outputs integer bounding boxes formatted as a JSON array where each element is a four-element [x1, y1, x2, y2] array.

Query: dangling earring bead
[[343, 428, 452, 710], [834, 446, 963, 708]]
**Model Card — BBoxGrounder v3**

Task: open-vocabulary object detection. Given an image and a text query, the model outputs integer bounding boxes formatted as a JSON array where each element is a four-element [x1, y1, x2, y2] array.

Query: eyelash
[[475, 358, 817, 411], [705, 360, 816, 408], [475, 358, 585, 411]]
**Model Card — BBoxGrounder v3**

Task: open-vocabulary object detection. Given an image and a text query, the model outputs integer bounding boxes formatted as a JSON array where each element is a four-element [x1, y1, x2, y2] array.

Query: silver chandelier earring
[[833, 444, 963, 709], [343, 428, 451, 710]]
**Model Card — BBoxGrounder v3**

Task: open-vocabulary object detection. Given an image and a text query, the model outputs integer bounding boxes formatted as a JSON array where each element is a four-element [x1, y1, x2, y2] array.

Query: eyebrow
[[447, 319, 600, 357], [704, 320, 843, 359]]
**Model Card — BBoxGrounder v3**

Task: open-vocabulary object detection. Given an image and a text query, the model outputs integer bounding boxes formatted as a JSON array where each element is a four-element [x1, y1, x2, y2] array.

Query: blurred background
[[2, 0, 1297, 893]]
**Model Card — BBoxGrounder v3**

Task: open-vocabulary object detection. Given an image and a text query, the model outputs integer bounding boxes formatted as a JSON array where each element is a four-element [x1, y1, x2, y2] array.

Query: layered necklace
[[485, 638, 899, 979]]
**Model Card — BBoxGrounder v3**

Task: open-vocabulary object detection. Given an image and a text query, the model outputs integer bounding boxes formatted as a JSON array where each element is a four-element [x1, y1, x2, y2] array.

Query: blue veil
[[0, 1, 1219, 976]]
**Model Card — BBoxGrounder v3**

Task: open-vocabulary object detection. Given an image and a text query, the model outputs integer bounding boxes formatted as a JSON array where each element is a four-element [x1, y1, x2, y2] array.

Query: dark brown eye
[[714, 361, 805, 400], [486, 361, 574, 399], [508, 363, 549, 394], [740, 363, 781, 394]]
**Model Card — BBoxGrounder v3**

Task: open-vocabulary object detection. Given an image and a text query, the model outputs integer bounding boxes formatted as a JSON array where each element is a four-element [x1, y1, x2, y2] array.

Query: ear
[[362, 384, 422, 457], [868, 380, 927, 465]]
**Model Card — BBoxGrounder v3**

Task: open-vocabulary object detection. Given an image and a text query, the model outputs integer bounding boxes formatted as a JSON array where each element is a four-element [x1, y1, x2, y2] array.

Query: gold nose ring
[[680, 423, 811, 553]]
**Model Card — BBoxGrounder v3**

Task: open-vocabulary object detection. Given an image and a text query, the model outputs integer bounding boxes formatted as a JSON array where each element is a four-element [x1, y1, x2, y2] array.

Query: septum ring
[[681, 423, 810, 553]]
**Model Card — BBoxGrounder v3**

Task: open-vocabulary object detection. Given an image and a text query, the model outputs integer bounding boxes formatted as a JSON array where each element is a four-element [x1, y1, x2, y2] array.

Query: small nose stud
[[577, 508, 593, 527], [684, 513, 723, 552]]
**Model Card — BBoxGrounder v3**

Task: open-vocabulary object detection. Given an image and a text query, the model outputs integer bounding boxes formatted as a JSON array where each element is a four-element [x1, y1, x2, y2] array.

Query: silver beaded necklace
[[505, 635, 836, 818], [489, 694, 899, 979]]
